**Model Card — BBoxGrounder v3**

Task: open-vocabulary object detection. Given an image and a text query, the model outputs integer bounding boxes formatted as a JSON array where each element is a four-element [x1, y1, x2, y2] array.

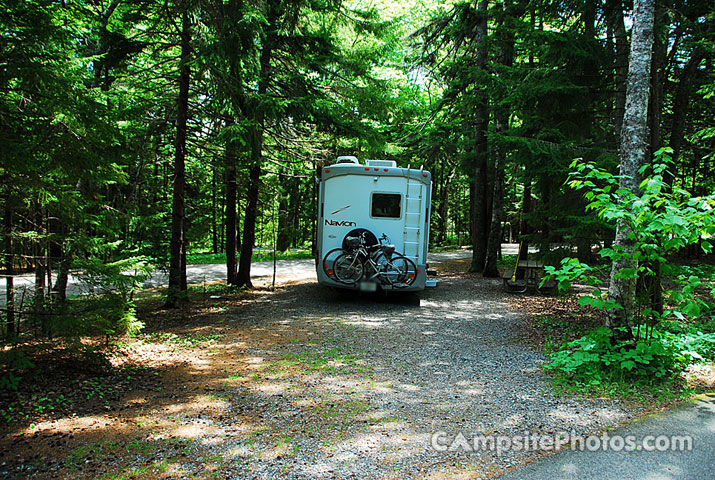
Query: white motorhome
[[316, 156, 435, 292]]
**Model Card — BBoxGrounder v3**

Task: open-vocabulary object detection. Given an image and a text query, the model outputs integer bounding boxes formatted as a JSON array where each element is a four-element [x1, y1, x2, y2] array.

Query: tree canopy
[[1, 0, 714, 336]]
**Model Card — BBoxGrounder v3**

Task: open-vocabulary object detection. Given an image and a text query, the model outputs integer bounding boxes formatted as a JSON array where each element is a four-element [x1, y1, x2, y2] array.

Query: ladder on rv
[[403, 166, 423, 265]]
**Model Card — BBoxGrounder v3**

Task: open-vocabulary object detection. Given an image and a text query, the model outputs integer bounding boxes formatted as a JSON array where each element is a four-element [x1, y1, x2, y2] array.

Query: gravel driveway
[[150, 270, 639, 479], [2, 253, 641, 479]]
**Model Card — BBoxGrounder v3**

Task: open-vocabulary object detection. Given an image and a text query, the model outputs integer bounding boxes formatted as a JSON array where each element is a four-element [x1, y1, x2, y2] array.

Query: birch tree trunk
[[606, 0, 655, 329]]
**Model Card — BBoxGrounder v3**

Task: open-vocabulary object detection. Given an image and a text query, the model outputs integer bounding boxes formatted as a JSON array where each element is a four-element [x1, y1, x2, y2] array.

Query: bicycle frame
[[329, 232, 416, 288]]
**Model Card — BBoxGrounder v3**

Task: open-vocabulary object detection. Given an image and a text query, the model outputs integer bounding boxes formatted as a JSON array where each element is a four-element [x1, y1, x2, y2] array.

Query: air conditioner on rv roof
[[336, 156, 359, 164], [365, 159, 397, 168]]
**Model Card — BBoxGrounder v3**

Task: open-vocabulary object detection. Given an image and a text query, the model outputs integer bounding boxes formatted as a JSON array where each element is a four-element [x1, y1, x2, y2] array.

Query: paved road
[[2, 244, 516, 304], [496, 393, 715, 480]]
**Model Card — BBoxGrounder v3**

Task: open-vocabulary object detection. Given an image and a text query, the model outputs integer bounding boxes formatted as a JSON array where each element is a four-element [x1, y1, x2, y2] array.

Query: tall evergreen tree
[[166, 7, 191, 307]]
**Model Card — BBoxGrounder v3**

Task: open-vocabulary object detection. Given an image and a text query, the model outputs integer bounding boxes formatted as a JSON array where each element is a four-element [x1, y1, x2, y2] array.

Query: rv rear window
[[371, 193, 401, 218]]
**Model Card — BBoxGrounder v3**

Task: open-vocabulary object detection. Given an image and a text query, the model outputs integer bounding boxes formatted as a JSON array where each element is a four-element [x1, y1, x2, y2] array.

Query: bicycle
[[327, 233, 417, 288]]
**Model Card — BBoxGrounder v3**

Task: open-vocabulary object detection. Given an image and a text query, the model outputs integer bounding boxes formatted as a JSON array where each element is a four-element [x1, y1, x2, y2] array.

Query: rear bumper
[[316, 266, 427, 292]]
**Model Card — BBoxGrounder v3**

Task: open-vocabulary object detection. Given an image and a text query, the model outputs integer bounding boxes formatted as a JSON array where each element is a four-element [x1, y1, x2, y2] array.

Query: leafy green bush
[[0, 349, 35, 391], [546, 327, 678, 384], [545, 149, 715, 329], [546, 326, 715, 386], [543, 149, 715, 388]]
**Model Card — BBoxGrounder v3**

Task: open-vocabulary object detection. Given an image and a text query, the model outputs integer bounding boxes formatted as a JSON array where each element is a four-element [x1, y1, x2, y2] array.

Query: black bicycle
[[323, 233, 417, 288]]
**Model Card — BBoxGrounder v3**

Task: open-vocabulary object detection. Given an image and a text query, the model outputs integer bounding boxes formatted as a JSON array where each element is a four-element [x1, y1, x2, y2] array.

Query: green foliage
[[547, 327, 674, 384], [546, 149, 715, 327], [76, 255, 153, 302], [186, 249, 313, 265], [0, 348, 35, 391], [543, 257, 600, 293], [546, 325, 715, 385], [84, 296, 143, 338], [543, 149, 715, 388]]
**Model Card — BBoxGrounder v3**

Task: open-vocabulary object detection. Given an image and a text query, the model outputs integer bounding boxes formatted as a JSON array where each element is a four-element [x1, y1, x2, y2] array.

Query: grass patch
[[665, 262, 715, 282], [140, 331, 226, 348], [276, 346, 364, 374], [187, 249, 313, 265], [430, 245, 465, 253], [497, 254, 518, 276]]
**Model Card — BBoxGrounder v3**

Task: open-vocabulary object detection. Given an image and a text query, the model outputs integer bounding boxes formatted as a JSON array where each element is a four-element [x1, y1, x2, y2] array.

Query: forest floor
[[1, 258, 711, 479]]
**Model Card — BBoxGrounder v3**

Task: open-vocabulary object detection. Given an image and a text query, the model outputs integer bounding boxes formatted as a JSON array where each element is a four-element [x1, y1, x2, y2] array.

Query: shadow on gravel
[[0, 276, 641, 480], [324, 287, 422, 307]]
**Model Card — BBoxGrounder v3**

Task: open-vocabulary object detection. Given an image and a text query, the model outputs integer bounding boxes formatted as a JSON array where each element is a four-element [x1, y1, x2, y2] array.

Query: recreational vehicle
[[316, 156, 435, 292]]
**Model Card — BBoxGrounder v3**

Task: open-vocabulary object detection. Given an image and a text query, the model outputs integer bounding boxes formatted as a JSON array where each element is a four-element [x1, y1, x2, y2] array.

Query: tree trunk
[[34, 202, 46, 308], [51, 222, 70, 303], [289, 182, 300, 248], [235, 3, 277, 288], [4, 202, 14, 335], [607, 0, 628, 143], [236, 162, 260, 288], [166, 10, 191, 307], [469, 0, 489, 273], [484, 0, 514, 278], [437, 165, 453, 246], [606, 0, 655, 330], [638, 1, 669, 317], [483, 143, 505, 278], [311, 156, 318, 260], [276, 191, 290, 252], [668, 47, 705, 184], [225, 139, 238, 285], [212, 163, 218, 254]]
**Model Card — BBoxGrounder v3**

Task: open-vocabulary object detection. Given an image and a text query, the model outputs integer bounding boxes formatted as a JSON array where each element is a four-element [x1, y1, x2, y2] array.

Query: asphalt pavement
[[496, 393, 715, 480]]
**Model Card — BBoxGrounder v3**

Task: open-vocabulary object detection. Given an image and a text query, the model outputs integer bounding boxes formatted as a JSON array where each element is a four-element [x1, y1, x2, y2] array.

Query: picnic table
[[503, 260, 556, 294]]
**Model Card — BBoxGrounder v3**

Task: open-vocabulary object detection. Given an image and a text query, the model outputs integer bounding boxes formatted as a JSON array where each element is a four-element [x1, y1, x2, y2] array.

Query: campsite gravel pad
[[2, 272, 642, 479]]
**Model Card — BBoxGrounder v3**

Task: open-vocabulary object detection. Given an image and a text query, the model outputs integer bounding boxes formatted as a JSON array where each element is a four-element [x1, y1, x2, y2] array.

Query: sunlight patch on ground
[[420, 299, 486, 310], [255, 382, 290, 396], [30, 414, 116, 435], [501, 413, 525, 428], [345, 318, 386, 328], [170, 424, 221, 440], [398, 383, 420, 392], [545, 404, 625, 427], [365, 381, 395, 394], [686, 363, 715, 390], [464, 388, 485, 396]]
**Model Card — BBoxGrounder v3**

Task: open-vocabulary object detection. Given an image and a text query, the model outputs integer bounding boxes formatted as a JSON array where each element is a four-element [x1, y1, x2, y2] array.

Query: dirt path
[[0, 269, 642, 479]]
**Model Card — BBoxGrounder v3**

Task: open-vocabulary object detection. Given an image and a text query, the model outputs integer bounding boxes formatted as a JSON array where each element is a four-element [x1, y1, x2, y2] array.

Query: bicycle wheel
[[333, 253, 364, 284], [385, 255, 417, 288], [372, 251, 393, 285], [321, 248, 344, 279]]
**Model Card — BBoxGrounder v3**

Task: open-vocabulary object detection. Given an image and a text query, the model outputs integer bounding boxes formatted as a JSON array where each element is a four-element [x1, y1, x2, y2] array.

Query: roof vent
[[336, 156, 359, 165], [365, 159, 397, 168]]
